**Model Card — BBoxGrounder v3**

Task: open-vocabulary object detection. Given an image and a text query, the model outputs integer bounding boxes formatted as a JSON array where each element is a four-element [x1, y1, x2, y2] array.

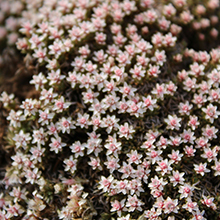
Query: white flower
[[118, 122, 135, 139], [163, 197, 179, 214], [194, 163, 210, 176], [126, 194, 144, 212], [49, 136, 66, 154]]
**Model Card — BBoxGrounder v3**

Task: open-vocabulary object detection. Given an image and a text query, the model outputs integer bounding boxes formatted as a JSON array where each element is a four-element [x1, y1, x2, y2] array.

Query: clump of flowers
[[0, 0, 220, 219]]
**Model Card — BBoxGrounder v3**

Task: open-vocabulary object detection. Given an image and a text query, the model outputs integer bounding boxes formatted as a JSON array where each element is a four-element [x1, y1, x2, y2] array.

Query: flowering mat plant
[[0, 0, 220, 219]]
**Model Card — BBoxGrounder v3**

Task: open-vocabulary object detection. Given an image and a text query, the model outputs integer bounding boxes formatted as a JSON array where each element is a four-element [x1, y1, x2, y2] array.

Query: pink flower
[[33, 47, 47, 63], [156, 159, 173, 176], [188, 115, 200, 130], [194, 162, 210, 176], [163, 3, 176, 17], [49, 136, 66, 154], [104, 156, 120, 173], [180, 10, 194, 24], [64, 156, 77, 174], [201, 147, 217, 162], [88, 157, 102, 171], [151, 83, 166, 100], [212, 160, 220, 176], [168, 150, 183, 164], [201, 195, 216, 210], [70, 141, 85, 158], [105, 136, 122, 156], [58, 117, 75, 134], [163, 197, 179, 214], [76, 113, 90, 129], [181, 129, 195, 144], [202, 124, 218, 140], [179, 101, 193, 115], [142, 95, 157, 111], [184, 145, 196, 157], [7, 110, 25, 127], [158, 17, 171, 31], [128, 179, 144, 196], [202, 103, 220, 123], [98, 175, 114, 193], [95, 32, 106, 45], [169, 171, 185, 186], [119, 162, 133, 179], [130, 64, 145, 80], [126, 194, 144, 212], [164, 115, 181, 130], [38, 109, 54, 125], [178, 183, 194, 199], [30, 145, 45, 163], [182, 198, 198, 213], [110, 199, 126, 217], [47, 69, 65, 85], [149, 176, 167, 192], [146, 149, 162, 164], [147, 64, 161, 77], [127, 150, 142, 165], [118, 122, 135, 139]]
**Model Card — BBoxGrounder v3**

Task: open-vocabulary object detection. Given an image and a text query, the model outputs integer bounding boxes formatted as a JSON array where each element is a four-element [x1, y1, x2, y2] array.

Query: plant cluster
[[0, 0, 220, 219]]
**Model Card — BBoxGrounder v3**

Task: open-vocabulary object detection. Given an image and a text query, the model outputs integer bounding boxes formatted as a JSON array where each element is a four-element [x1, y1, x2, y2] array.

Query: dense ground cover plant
[[0, 0, 220, 219]]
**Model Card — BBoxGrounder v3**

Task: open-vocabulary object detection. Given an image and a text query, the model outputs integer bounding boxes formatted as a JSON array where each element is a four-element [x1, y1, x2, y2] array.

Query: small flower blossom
[[128, 178, 144, 196], [127, 150, 142, 165], [156, 159, 173, 176], [146, 149, 162, 164], [64, 156, 77, 174], [147, 64, 161, 77], [151, 83, 166, 100], [33, 47, 47, 63], [70, 141, 85, 158], [178, 183, 194, 199], [194, 163, 210, 176], [181, 129, 196, 144], [0, 91, 14, 108], [88, 157, 102, 171], [169, 170, 185, 186], [118, 122, 135, 139], [58, 117, 75, 134], [202, 124, 218, 140], [188, 115, 199, 130], [76, 113, 90, 129], [201, 195, 216, 210], [49, 136, 67, 154], [142, 95, 157, 111], [30, 72, 47, 90], [212, 159, 220, 176], [104, 156, 120, 173], [110, 199, 126, 217], [168, 150, 183, 164], [47, 69, 65, 85], [184, 145, 196, 157], [126, 194, 144, 212], [202, 103, 220, 123], [201, 147, 217, 162], [179, 101, 193, 115], [13, 130, 31, 149], [38, 109, 55, 125], [7, 110, 25, 127], [98, 175, 114, 193], [32, 128, 46, 146], [164, 115, 182, 130], [30, 145, 45, 163], [119, 162, 134, 179], [163, 197, 179, 214], [182, 198, 198, 213]]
